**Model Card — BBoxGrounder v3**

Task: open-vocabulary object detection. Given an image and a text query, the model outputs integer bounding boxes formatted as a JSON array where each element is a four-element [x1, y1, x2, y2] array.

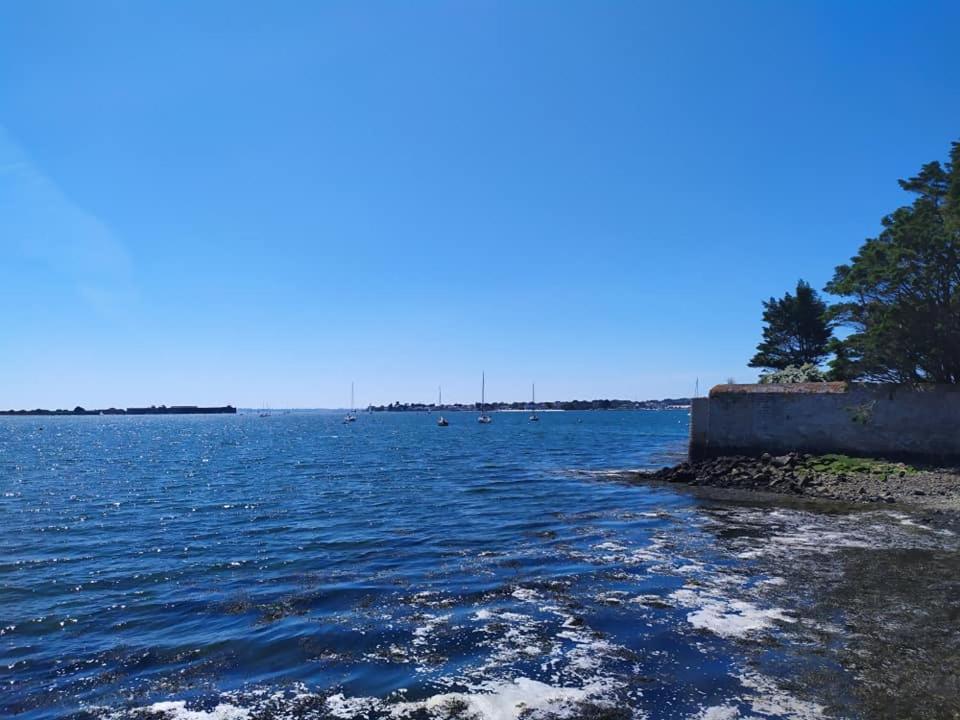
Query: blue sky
[[1, 1, 958, 409]]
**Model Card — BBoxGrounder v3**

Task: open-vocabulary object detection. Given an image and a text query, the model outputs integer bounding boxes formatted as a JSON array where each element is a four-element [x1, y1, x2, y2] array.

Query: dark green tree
[[748, 280, 832, 371], [826, 141, 960, 383]]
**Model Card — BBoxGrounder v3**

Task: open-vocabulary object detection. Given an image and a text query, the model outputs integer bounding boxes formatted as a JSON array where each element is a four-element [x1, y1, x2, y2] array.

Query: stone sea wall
[[690, 383, 960, 462]]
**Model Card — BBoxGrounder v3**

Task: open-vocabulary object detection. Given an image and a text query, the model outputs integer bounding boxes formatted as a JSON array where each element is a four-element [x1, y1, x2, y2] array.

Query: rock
[[645, 456, 958, 511]]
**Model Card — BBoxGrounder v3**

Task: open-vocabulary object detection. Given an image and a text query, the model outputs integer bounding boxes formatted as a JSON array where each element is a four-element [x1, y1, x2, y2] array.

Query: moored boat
[[478, 373, 492, 424]]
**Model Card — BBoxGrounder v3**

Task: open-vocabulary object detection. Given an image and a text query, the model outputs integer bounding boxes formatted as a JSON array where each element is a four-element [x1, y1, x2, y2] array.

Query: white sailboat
[[478, 373, 492, 424], [344, 382, 357, 423], [529, 383, 539, 422], [437, 386, 448, 426]]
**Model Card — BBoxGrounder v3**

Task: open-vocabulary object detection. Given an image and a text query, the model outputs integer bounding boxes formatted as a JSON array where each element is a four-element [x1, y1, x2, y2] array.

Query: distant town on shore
[[369, 398, 691, 412]]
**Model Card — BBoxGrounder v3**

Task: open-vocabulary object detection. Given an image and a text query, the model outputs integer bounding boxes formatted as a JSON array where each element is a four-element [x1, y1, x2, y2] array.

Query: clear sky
[[1, 2, 958, 409]]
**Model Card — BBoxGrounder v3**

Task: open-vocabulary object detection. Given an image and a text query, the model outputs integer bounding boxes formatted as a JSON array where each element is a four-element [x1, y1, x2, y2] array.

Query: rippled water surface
[[2, 411, 958, 720]]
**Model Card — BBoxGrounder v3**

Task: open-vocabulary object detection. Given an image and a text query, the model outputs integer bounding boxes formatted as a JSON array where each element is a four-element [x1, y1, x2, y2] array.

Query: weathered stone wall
[[690, 383, 960, 462]]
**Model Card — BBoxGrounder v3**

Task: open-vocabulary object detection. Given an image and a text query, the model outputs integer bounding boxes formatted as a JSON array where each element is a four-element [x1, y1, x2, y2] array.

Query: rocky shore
[[643, 452, 960, 512]]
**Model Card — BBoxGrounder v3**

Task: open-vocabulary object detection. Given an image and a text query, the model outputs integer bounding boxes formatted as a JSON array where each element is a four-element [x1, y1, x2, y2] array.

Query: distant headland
[[0, 405, 237, 416], [368, 398, 691, 412]]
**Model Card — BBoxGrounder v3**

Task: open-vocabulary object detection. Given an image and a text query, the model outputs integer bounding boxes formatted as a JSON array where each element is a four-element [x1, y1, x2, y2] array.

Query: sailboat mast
[[481, 372, 485, 413], [351, 382, 354, 412]]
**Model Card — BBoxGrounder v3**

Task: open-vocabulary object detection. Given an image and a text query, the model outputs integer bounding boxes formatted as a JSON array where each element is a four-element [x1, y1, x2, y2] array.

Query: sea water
[[2, 411, 958, 719]]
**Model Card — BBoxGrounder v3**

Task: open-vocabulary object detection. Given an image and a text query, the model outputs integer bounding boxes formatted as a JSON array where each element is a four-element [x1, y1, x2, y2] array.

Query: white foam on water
[[90, 680, 624, 720], [390, 677, 602, 720], [326, 692, 385, 718], [92, 689, 381, 720], [411, 613, 450, 647], [716, 507, 960, 565], [670, 588, 795, 639], [593, 541, 627, 552], [459, 592, 630, 708], [736, 671, 826, 719], [511, 587, 541, 602], [469, 608, 547, 674], [686, 668, 827, 720], [887, 511, 956, 536], [692, 706, 742, 720], [119, 701, 251, 720], [688, 603, 794, 639], [594, 590, 630, 605], [739, 526, 876, 560], [755, 576, 786, 587]]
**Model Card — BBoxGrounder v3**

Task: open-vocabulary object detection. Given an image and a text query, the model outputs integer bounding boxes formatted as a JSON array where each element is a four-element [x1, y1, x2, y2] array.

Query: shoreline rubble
[[639, 452, 960, 513]]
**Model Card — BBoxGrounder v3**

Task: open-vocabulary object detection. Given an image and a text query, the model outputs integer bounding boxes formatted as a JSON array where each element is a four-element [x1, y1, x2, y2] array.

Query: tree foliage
[[758, 363, 827, 384], [748, 280, 832, 371], [826, 142, 960, 383]]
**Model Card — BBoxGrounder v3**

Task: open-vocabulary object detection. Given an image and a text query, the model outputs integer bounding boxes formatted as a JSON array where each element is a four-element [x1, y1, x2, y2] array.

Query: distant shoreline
[[0, 405, 237, 417], [369, 398, 691, 413], [0, 403, 690, 417]]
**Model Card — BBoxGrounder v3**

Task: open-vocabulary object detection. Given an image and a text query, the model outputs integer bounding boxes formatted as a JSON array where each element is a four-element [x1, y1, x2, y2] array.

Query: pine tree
[[748, 280, 832, 371], [826, 141, 960, 382]]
